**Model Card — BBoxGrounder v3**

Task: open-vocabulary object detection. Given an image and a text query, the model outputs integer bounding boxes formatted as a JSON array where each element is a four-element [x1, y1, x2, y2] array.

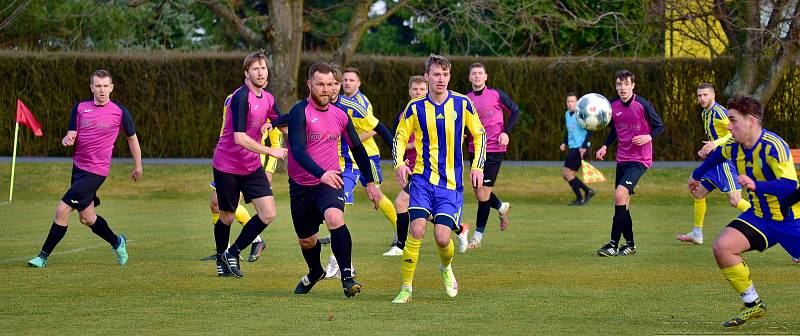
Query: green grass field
[[1, 163, 798, 335]]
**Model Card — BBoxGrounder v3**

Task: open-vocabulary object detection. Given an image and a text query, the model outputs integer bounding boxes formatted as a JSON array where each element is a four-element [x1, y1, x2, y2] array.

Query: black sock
[[610, 205, 626, 246], [622, 209, 634, 246], [301, 241, 323, 278], [214, 220, 230, 255], [90, 215, 119, 247], [568, 179, 583, 201], [396, 212, 409, 250], [229, 215, 268, 256], [330, 225, 354, 279], [574, 178, 590, 193], [488, 193, 502, 210], [476, 200, 491, 233], [40, 223, 67, 257]]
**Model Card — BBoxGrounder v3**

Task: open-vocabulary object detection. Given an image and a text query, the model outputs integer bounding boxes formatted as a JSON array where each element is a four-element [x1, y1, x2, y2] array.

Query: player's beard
[[311, 92, 330, 108]]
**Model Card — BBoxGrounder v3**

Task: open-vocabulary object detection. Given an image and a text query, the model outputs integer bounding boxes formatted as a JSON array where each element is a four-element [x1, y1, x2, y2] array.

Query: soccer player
[[391, 54, 487, 303], [212, 52, 287, 277], [204, 100, 284, 263], [320, 66, 374, 278], [287, 62, 381, 297], [689, 95, 800, 327], [595, 69, 664, 257], [389, 75, 473, 256], [27, 69, 142, 268], [465, 63, 519, 249], [560, 92, 595, 206], [341, 67, 399, 253], [676, 83, 750, 245]]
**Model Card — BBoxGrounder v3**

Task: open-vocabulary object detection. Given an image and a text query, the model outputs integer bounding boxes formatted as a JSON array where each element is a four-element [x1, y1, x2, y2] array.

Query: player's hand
[[698, 140, 717, 158], [559, 143, 566, 152], [267, 147, 288, 160], [364, 183, 382, 209], [738, 175, 756, 191], [321, 171, 343, 189], [579, 147, 587, 158], [596, 146, 607, 160], [130, 166, 142, 182], [396, 165, 411, 188], [260, 122, 273, 134], [470, 169, 484, 189], [632, 134, 652, 146], [498, 132, 509, 146], [62, 131, 77, 147]]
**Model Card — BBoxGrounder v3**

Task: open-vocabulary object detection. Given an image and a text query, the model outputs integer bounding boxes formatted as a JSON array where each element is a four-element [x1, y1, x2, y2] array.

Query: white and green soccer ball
[[576, 93, 612, 131]]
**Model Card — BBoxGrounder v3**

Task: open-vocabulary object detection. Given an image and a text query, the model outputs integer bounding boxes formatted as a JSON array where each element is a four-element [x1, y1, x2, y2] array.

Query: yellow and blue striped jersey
[[394, 91, 486, 192], [332, 97, 371, 172], [719, 129, 800, 221], [702, 102, 733, 146], [342, 91, 381, 157]]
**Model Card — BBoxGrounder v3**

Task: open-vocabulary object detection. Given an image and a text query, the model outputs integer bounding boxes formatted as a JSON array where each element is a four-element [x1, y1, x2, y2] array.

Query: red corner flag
[[16, 99, 43, 136]]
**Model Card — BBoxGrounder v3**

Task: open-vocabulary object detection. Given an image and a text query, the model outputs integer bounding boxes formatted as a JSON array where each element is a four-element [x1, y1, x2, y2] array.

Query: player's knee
[[257, 209, 276, 225], [614, 188, 629, 203], [323, 209, 345, 229], [434, 235, 450, 247], [712, 238, 737, 258], [298, 236, 317, 249], [78, 213, 96, 226], [218, 212, 235, 225], [209, 202, 219, 214], [409, 225, 425, 240]]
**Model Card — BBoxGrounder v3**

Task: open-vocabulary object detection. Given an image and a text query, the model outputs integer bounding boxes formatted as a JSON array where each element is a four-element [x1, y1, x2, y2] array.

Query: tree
[[658, 0, 800, 104], [407, 0, 662, 57]]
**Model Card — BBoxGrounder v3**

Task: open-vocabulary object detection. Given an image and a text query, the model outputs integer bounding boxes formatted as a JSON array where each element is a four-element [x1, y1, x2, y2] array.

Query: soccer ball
[[575, 93, 612, 131]]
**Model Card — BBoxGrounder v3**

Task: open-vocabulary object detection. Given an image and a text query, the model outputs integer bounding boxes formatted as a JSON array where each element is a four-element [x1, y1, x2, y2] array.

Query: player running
[[560, 92, 595, 206]]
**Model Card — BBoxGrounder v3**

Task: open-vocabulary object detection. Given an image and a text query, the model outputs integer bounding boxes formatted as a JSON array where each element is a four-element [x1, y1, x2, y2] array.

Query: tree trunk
[[333, 0, 409, 67], [268, 0, 304, 113], [333, 1, 372, 67]]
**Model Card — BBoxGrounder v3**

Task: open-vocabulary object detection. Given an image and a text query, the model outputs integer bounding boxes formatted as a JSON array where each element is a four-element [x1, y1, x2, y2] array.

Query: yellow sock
[[437, 238, 454, 268], [401, 235, 422, 287], [235, 205, 251, 226], [721, 262, 753, 294], [693, 198, 706, 228], [211, 213, 220, 225], [377, 195, 397, 230], [736, 199, 751, 212]]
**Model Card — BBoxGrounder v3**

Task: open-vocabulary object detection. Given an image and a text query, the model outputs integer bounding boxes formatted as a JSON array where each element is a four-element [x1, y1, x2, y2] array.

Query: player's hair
[[408, 75, 426, 88], [343, 67, 360, 78], [307, 62, 334, 80], [727, 95, 763, 121], [615, 70, 635, 83], [469, 62, 485, 72], [90, 69, 113, 84], [566, 92, 578, 99], [425, 54, 451, 73], [243, 51, 268, 71], [330, 63, 343, 82], [697, 83, 715, 92]]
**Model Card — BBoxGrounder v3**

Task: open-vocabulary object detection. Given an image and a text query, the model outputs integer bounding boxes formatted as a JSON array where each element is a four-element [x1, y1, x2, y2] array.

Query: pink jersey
[[69, 100, 136, 176], [213, 84, 279, 175], [607, 95, 664, 168], [287, 98, 354, 186], [466, 87, 519, 153]]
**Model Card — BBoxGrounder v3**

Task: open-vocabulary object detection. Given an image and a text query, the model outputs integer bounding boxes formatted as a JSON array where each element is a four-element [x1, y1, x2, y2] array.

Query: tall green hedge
[[2, 51, 798, 160]]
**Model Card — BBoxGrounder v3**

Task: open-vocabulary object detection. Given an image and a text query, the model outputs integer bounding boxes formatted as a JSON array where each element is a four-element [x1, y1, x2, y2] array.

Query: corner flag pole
[[9, 122, 20, 202]]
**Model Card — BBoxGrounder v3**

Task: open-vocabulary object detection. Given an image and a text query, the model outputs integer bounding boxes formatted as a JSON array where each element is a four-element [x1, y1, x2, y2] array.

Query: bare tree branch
[[0, 0, 31, 31], [197, 0, 266, 46], [333, 0, 410, 66]]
